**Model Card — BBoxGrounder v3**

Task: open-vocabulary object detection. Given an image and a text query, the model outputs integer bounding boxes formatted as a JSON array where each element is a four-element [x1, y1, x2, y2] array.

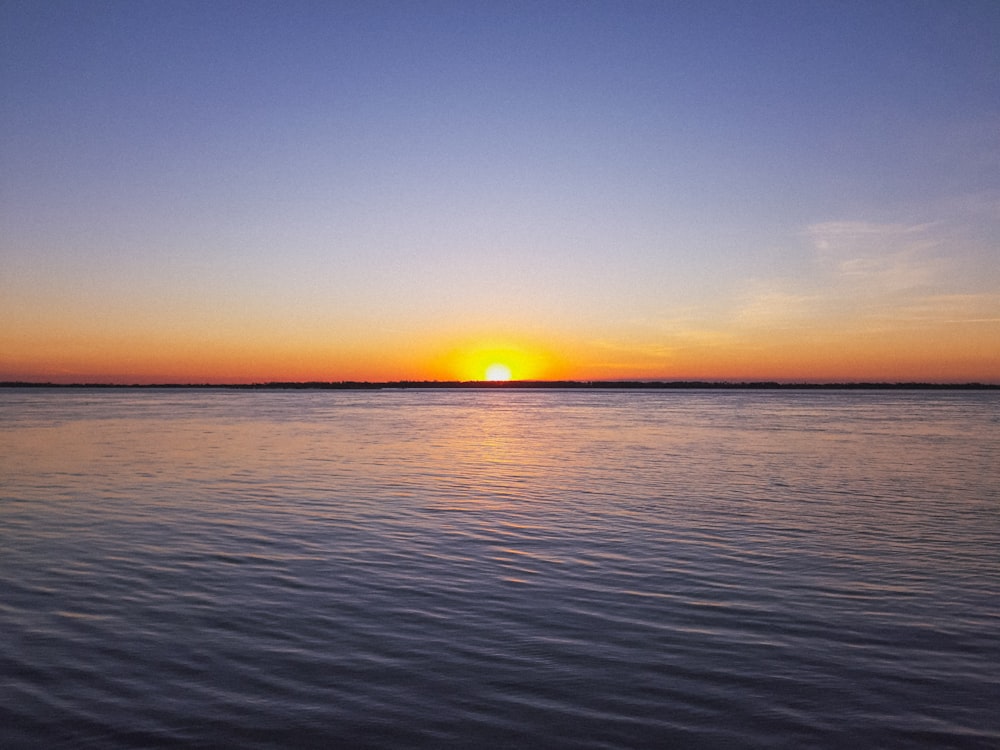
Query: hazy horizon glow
[[3, 2, 999, 384]]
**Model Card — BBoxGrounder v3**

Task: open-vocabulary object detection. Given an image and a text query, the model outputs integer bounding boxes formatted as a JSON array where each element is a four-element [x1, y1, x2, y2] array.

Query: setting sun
[[437, 340, 562, 382], [485, 363, 512, 381]]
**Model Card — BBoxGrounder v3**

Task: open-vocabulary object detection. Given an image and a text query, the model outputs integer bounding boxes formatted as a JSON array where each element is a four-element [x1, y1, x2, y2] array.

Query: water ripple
[[1, 389, 998, 748]]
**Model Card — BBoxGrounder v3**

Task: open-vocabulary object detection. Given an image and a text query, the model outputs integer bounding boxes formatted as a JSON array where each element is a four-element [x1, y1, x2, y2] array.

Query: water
[[1, 388, 998, 749]]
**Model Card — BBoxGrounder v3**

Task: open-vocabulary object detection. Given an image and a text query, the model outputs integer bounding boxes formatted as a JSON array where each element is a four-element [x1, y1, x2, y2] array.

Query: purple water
[[2, 388, 998, 748]]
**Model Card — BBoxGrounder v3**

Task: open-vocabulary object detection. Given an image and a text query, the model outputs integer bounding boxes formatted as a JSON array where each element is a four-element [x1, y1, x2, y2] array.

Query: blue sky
[[2, 1, 998, 381]]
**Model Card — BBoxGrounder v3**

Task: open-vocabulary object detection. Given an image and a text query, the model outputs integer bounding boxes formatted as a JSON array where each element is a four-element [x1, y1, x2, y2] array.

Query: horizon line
[[3, 380, 998, 390]]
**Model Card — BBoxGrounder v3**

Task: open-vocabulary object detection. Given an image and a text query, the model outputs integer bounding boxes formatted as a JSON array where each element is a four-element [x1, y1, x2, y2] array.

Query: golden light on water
[[485, 363, 512, 381]]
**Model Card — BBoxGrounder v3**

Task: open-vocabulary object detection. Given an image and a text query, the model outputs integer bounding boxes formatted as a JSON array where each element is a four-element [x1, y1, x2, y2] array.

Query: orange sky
[[3, 318, 997, 384]]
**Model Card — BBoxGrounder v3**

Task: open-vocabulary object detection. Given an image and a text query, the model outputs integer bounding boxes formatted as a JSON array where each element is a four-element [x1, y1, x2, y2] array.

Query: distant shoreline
[[2, 380, 997, 390]]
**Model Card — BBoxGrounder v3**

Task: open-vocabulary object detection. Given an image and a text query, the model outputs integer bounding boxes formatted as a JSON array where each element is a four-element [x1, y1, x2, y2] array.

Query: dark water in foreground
[[1, 388, 998, 748]]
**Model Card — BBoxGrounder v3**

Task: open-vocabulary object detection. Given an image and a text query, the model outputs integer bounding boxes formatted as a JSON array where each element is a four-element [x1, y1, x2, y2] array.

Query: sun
[[485, 363, 513, 381], [442, 341, 556, 382]]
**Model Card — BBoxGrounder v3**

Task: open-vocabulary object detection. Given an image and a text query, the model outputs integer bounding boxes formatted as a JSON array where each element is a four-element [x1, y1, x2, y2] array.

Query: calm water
[[1, 388, 998, 749]]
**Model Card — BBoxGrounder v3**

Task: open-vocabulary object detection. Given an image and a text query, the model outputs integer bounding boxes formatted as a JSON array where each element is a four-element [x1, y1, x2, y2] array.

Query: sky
[[2, 0, 999, 383]]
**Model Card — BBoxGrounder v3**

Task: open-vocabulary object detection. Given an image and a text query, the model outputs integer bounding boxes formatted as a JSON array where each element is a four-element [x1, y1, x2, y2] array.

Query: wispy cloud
[[875, 293, 1000, 326], [730, 218, 999, 332], [806, 220, 944, 292]]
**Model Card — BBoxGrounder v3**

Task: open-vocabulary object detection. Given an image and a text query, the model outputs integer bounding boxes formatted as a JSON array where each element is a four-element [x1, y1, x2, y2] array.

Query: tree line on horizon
[[2, 380, 996, 390]]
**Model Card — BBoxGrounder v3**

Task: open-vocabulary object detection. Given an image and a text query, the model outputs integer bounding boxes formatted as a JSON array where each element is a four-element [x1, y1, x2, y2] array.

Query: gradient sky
[[3, 1, 999, 383]]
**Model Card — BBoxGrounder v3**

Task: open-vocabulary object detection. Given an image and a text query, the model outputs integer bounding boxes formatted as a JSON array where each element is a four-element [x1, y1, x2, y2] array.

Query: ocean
[[1, 388, 998, 748]]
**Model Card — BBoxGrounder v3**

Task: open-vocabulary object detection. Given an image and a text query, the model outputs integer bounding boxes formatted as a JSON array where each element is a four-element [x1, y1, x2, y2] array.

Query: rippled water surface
[[2, 388, 998, 748]]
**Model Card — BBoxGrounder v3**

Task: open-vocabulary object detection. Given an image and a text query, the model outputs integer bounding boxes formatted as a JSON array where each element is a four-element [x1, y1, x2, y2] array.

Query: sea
[[1, 387, 997, 749]]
